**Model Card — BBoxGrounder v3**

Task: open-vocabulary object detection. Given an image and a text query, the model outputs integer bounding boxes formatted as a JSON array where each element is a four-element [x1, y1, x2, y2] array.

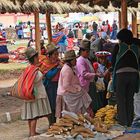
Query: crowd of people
[[18, 26, 140, 137]]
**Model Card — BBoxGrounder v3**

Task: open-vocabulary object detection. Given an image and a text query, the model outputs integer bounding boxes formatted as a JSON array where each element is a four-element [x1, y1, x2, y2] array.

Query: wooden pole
[[132, 12, 137, 38], [34, 12, 40, 53], [46, 12, 52, 44], [119, 11, 121, 29], [121, 0, 127, 29]]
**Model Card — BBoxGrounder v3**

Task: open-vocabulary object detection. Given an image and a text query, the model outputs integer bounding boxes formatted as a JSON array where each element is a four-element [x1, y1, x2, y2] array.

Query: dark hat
[[63, 50, 77, 61], [25, 47, 38, 60], [46, 43, 59, 54], [80, 40, 90, 50], [117, 28, 133, 45]]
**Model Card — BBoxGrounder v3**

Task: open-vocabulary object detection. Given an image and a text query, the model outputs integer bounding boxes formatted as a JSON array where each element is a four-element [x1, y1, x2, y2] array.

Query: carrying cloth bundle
[[38, 55, 59, 74], [10, 65, 38, 100], [52, 31, 64, 45]]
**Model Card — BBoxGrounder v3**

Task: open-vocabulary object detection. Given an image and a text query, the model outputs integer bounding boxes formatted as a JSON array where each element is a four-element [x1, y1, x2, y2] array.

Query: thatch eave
[[0, 0, 139, 14]]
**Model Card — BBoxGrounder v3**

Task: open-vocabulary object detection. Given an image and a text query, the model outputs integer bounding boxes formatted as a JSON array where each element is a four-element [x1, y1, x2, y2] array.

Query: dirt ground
[[0, 118, 49, 140], [0, 90, 140, 140], [0, 118, 140, 140], [0, 92, 22, 114], [0, 79, 22, 115]]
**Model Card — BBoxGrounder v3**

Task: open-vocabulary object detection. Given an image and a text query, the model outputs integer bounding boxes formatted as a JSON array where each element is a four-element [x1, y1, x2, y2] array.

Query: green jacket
[[112, 42, 139, 93]]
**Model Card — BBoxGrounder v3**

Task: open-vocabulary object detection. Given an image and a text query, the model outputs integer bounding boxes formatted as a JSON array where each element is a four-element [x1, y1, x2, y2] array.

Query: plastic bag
[[96, 77, 105, 92]]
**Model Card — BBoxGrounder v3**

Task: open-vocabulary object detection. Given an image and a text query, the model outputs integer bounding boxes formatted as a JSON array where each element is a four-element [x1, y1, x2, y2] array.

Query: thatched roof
[[0, 0, 139, 14]]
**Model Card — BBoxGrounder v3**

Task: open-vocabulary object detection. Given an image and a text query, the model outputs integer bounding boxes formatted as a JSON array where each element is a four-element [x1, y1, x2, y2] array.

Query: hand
[[104, 69, 109, 76], [96, 73, 103, 78], [106, 92, 112, 99], [75, 85, 81, 92]]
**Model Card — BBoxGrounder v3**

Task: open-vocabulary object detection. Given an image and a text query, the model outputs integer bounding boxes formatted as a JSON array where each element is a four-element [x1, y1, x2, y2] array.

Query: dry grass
[[0, 62, 27, 70], [0, 62, 28, 80]]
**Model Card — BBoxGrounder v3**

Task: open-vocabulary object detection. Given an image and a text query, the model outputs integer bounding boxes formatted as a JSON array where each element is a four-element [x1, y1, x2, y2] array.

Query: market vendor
[[76, 40, 101, 112]]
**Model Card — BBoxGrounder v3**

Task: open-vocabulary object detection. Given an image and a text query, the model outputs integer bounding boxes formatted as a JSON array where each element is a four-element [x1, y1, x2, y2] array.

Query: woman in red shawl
[[21, 48, 51, 137]]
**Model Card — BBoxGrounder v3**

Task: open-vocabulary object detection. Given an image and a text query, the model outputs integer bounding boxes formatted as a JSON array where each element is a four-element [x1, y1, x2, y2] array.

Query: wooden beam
[[46, 12, 52, 44], [121, 0, 127, 29], [34, 12, 40, 53], [132, 12, 137, 38], [119, 11, 121, 29]]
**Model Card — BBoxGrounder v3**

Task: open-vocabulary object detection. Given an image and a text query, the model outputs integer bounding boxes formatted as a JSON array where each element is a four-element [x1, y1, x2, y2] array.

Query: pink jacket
[[76, 56, 95, 92], [57, 64, 82, 95]]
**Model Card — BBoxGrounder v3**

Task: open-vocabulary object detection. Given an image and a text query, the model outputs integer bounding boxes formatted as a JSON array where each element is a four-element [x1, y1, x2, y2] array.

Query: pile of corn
[[94, 105, 117, 128]]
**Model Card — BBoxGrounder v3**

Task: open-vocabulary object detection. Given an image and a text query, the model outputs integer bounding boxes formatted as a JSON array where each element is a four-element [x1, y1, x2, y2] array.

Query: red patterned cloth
[[38, 55, 59, 74], [11, 65, 38, 100]]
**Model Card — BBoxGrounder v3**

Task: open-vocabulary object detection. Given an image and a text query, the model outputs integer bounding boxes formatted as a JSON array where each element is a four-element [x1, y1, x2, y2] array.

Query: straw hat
[[63, 50, 77, 61], [25, 47, 38, 60], [46, 43, 59, 54]]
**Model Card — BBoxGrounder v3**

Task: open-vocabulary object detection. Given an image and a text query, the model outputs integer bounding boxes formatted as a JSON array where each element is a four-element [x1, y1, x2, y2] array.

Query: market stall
[[43, 105, 125, 139]]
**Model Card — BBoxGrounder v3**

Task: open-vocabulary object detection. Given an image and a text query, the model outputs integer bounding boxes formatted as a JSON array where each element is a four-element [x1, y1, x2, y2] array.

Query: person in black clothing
[[112, 29, 139, 127]]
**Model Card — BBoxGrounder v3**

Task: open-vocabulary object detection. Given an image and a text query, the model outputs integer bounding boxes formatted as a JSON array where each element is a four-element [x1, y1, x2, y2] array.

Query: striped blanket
[[52, 31, 64, 45], [38, 55, 59, 74], [11, 65, 38, 100]]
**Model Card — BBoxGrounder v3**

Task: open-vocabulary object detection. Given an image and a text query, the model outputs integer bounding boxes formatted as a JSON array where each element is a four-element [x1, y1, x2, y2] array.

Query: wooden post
[[132, 12, 137, 38], [119, 11, 121, 29], [121, 0, 127, 28], [46, 12, 52, 44], [34, 12, 40, 53]]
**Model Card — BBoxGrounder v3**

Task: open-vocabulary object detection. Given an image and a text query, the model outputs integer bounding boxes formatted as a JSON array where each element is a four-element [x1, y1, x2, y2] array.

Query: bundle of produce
[[94, 105, 117, 128], [46, 113, 95, 138]]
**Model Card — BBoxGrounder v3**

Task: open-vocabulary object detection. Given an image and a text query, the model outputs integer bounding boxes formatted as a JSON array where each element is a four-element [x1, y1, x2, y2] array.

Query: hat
[[80, 40, 90, 50], [63, 50, 77, 61], [95, 51, 111, 57], [25, 47, 38, 60], [46, 43, 59, 54]]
